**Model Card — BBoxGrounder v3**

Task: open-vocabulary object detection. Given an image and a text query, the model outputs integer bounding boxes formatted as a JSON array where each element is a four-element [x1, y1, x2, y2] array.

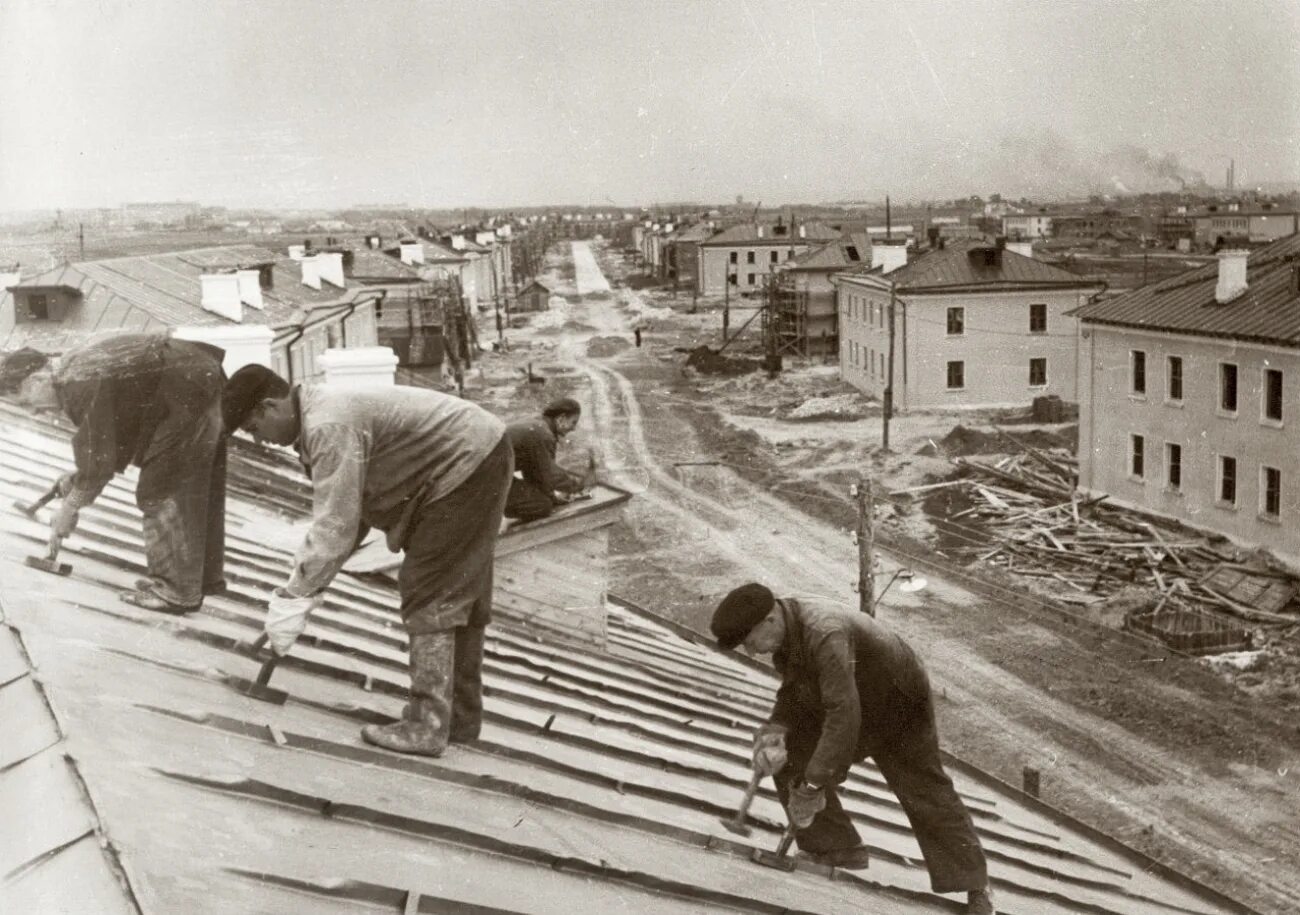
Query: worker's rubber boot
[[361, 631, 454, 756], [448, 625, 486, 744], [966, 886, 995, 915]]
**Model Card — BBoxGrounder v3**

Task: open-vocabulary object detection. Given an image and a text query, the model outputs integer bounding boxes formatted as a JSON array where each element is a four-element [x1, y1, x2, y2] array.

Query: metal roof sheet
[[0, 400, 1252, 915], [1070, 234, 1300, 345], [848, 240, 1100, 292], [701, 223, 843, 247]]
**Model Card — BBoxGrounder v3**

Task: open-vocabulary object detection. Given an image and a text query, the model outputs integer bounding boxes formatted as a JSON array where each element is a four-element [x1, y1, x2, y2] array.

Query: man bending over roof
[[711, 583, 994, 915], [2, 335, 229, 614], [503, 396, 594, 523], [223, 365, 512, 757]]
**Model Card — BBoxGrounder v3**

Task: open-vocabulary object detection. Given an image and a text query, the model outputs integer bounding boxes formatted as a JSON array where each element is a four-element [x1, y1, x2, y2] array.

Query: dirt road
[[510, 241, 1300, 914]]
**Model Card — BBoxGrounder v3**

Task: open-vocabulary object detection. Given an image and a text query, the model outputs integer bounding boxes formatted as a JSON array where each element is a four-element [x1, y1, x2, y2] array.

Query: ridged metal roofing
[[701, 223, 843, 247], [1070, 234, 1300, 345], [0, 400, 1252, 914], [848, 240, 1100, 292]]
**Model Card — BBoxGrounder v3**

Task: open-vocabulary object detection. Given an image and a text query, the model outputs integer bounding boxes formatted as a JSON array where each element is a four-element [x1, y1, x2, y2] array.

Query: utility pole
[[853, 475, 877, 616], [883, 284, 897, 452], [722, 262, 730, 344], [78, 223, 85, 261]]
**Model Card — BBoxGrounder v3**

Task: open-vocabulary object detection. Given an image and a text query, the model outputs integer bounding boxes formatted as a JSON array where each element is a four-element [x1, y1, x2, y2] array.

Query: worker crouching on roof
[[712, 584, 994, 915], [223, 365, 513, 757], [1, 335, 229, 613], [503, 396, 594, 523]]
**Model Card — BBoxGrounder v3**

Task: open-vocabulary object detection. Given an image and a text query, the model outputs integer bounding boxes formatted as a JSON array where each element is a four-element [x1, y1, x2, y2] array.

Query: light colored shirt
[[288, 384, 505, 595]]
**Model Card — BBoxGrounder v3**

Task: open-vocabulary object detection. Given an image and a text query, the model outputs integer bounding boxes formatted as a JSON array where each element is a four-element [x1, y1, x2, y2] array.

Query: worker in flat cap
[[503, 396, 596, 523], [2, 335, 229, 613], [712, 583, 994, 915], [223, 363, 512, 758]]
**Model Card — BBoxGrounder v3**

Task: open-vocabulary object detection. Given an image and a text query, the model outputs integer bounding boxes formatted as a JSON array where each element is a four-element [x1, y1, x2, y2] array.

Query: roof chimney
[[317, 251, 346, 288], [300, 255, 322, 290], [287, 244, 307, 261], [1215, 249, 1249, 304], [236, 269, 264, 310], [798, 224, 806, 239], [871, 244, 908, 274], [399, 241, 425, 266], [756, 225, 765, 238], [199, 273, 242, 322], [1007, 241, 1034, 259]]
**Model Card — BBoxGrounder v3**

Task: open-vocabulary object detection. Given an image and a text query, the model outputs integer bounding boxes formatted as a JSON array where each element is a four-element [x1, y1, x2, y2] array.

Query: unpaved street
[[473, 240, 1300, 914]]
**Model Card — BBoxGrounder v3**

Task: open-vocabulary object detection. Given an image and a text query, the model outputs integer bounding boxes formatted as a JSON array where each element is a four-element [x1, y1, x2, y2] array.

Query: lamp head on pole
[[897, 570, 927, 593]]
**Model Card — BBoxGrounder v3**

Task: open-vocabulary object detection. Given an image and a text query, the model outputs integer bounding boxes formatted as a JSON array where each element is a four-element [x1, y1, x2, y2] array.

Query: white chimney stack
[[799, 225, 806, 239], [287, 244, 307, 261], [449, 234, 466, 251], [757, 225, 765, 238], [1215, 250, 1249, 304], [317, 251, 346, 288], [236, 269, 264, 310], [319, 346, 399, 387], [1007, 241, 1034, 259], [300, 255, 322, 290], [173, 324, 273, 375], [399, 241, 425, 266], [0, 269, 20, 290], [872, 245, 909, 275], [199, 273, 243, 322]]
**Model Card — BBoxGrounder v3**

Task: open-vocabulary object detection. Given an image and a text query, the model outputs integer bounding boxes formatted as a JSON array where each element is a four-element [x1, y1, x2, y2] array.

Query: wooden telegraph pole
[[722, 261, 731, 344], [853, 475, 876, 615], [883, 283, 897, 452]]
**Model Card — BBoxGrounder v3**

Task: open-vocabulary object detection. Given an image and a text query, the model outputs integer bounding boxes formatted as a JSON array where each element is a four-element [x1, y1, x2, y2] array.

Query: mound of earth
[[785, 393, 867, 422], [587, 335, 632, 357], [682, 345, 759, 376]]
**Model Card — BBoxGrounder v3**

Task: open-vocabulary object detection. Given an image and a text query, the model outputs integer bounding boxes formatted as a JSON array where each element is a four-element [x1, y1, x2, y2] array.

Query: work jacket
[[769, 597, 931, 787], [55, 334, 224, 500], [506, 417, 582, 498]]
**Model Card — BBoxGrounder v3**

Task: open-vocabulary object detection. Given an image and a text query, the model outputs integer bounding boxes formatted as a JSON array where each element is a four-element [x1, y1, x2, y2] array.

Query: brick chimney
[[1215, 249, 1249, 304], [318, 346, 398, 387], [199, 273, 242, 321]]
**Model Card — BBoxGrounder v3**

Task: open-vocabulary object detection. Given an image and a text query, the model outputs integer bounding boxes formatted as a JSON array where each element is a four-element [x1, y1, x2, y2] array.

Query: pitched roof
[[1, 245, 358, 353], [700, 222, 843, 247], [840, 240, 1101, 293], [0, 396, 1256, 914], [665, 223, 717, 244], [786, 237, 868, 271], [1070, 234, 1300, 345]]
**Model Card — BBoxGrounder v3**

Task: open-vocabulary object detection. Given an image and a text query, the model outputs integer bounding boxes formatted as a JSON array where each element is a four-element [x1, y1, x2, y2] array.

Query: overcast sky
[[1, 0, 1296, 210]]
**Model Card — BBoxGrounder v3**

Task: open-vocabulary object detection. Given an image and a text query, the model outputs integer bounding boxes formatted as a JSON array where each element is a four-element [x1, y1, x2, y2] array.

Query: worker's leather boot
[[966, 886, 995, 914], [361, 631, 454, 756], [448, 625, 485, 743]]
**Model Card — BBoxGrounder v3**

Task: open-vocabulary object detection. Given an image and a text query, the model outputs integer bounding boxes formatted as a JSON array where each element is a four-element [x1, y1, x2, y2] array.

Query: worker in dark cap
[[712, 583, 994, 915], [223, 362, 512, 758], [503, 396, 595, 523], [1, 335, 229, 613]]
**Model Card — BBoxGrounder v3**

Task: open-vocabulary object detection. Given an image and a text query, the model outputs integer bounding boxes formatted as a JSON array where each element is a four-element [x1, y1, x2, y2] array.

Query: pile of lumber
[[915, 427, 1298, 627]]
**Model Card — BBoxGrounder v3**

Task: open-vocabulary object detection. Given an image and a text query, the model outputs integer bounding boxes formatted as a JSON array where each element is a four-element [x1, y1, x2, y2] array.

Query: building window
[[729, 251, 738, 264], [27, 294, 50, 320], [1029, 303, 1047, 333], [1262, 466, 1281, 518], [747, 273, 756, 286], [1029, 358, 1047, 386], [1131, 350, 1146, 395], [1131, 434, 1145, 478], [728, 273, 737, 285], [1167, 356, 1183, 402], [326, 323, 341, 348], [946, 307, 964, 335], [770, 251, 779, 263], [1218, 455, 1237, 505], [946, 361, 964, 390], [1220, 362, 1238, 412], [746, 250, 755, 264], [1166, 443, 1182, 490], [1263, 368, 1283, 422]]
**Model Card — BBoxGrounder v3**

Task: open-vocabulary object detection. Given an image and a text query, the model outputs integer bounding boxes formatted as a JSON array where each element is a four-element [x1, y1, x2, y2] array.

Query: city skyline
[[1, 0, 1297, 211]]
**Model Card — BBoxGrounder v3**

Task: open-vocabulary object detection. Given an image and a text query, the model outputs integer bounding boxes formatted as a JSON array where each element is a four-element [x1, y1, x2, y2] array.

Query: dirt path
[[532, 242, 1300, 913]]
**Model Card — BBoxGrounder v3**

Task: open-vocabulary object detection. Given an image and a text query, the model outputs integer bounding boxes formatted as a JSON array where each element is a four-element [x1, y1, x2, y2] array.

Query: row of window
[[729, 249, 791, 265], [946, 304, 1048, 335], [1130, 436, 1283, 518], [938, 358, 1047, 389], [727, 273, 759, 286], [1131, 351, 1284, 422]]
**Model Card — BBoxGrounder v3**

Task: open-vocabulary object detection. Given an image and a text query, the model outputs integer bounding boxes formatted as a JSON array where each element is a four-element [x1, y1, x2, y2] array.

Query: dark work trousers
[[398, 435, 513, 737], [135, 387, 227, 607], [504, 476, 555, 522], [776, 702, 988, 894]]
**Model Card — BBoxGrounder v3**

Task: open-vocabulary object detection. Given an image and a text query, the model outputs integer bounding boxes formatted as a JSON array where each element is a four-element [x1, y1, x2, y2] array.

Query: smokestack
[[886, 195, 892, 240]]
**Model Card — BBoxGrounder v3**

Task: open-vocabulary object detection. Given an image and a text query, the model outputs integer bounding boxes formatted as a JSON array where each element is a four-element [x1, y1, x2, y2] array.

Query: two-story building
[[769, 234, 870, 357], [832, 239, 1102, 409], [2, 244, 382, 383], [697, 221, 842, 296], [1071, 238, 1300, 569], [1002, 210, 1054, 241], [1190, 205, 1299, 249]]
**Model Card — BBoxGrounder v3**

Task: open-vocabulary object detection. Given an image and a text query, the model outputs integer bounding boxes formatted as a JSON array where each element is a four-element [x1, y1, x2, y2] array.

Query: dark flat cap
[[711, 583, 775, 649], [542, 396, 581, 418], [222, 363, 289, 432], [0, 347, 50, 394]]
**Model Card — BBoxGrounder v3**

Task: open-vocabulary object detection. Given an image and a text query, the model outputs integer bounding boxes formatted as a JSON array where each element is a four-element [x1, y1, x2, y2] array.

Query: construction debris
[[908, 427, 1299, 654]]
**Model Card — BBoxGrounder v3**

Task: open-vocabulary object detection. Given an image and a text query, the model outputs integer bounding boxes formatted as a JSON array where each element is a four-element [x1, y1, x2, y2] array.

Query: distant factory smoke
[[991, 134, 1208, 197]]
